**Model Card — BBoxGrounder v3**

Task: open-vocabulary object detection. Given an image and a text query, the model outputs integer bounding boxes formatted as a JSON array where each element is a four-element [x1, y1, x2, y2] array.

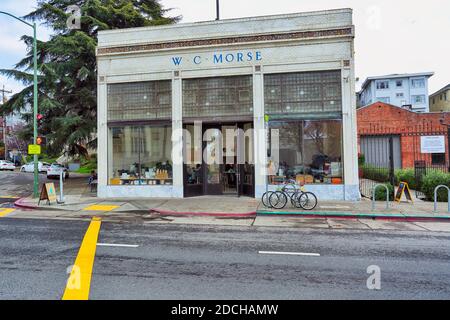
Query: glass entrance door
[[183, 124, 203, 197], [237, 122, 255, 197], [183, 122, 254, 197], [203, 125, 223, 195]]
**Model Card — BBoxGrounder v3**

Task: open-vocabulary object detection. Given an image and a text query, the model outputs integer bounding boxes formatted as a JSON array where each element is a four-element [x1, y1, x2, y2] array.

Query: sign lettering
[[172, 51, 262, 67]]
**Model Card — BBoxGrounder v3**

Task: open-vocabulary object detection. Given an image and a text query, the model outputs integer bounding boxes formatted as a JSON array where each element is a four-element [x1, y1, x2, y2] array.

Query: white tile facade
[[96, 9, 360, 201]]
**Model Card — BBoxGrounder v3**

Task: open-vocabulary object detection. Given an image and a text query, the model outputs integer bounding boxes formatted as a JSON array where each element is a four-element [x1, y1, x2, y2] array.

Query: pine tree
[[0, 0, 179, 157]]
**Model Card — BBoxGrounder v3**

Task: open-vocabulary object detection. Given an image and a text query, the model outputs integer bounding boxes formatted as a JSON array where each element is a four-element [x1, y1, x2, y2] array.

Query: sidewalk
[[257, 198, 450, 220], [14, 195, 258, 218], [13, 192, 450, 221]]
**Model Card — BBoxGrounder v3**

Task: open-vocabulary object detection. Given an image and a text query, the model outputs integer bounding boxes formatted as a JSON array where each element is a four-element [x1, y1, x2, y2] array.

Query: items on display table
[[115, 168, 172, 185], [155, 169, 169, 180]]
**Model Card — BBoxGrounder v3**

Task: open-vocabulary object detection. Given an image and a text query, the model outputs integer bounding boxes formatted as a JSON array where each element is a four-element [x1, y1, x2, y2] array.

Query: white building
[[358, 72, 434, 112], [96, 9, 360, 201]]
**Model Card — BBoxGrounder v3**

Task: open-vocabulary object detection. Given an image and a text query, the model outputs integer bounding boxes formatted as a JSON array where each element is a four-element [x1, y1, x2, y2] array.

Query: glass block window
[[108, 80, 172, 121], [183, 76, 253, 118], [264, 70, 342, 115]]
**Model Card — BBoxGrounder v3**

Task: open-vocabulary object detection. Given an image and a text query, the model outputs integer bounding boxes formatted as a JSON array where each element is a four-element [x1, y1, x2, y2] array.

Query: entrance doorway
[[183, 122, 255, 198]]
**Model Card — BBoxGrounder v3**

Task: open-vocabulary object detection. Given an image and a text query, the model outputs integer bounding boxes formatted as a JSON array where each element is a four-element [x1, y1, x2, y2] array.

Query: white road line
[[97, 243, 139, 248], [258, 251, 321, 257]]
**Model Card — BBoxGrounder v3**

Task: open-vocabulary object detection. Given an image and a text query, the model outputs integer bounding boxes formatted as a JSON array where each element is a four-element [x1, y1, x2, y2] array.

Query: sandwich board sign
[[395, 181, 413, 203], [38, 183, 57, 205]]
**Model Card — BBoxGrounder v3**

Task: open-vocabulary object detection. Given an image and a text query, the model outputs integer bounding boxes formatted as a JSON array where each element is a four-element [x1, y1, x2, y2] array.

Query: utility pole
[[216, 0, 220, 20], [0, 85, 12, 160]]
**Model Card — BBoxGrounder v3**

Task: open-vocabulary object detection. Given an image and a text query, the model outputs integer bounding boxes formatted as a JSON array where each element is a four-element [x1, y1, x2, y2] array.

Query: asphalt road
[[1, 217, 449, 300], [0, 171, 89, 201], [0, 171, 50, 198]]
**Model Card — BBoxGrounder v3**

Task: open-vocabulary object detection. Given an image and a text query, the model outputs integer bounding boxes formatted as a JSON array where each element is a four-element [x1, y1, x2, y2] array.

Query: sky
[[0, 0, 449, 98]]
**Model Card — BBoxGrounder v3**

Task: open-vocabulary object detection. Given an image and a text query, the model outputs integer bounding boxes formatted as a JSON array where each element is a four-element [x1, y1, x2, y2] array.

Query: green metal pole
[[0, 12, 38, 198], [33, 23, 39, 198]]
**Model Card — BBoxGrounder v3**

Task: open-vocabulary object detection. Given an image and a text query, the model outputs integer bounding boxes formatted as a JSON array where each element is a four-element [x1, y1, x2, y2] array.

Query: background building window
[[376, 81, 389, 90], [268, 120, 343, 185], [377, 97, 390, 103], [108, 125, 173, 185], [396, 80, 403, 87], [396, 93, 404, 98], [411, 78, 425, 88], [412, 95, 426, 104], [108, 81, 172, 121], [432, 153, 446, 165]]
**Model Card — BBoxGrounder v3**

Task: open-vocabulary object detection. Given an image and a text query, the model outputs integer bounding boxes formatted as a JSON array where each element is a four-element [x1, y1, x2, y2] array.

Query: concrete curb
[[14, 198, 73, 211], [13, 198, 257, 218], [150, 208, 257, 219], [257, 210, 450, 222]]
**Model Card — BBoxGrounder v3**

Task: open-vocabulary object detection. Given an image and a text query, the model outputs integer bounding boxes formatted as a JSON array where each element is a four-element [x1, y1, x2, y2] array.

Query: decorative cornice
[[97, 27, 353, 56]]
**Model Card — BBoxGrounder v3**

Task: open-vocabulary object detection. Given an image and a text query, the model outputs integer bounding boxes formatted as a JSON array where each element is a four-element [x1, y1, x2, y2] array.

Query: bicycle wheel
[[291, 191, 303, 208], [261, 191, 274, 208], [269, 191, 288, 210], [298, 192, 318, 211]]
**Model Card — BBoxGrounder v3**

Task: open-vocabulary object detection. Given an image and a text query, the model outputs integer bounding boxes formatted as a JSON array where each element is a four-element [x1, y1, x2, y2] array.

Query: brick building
[[357, 102, 450, 169]]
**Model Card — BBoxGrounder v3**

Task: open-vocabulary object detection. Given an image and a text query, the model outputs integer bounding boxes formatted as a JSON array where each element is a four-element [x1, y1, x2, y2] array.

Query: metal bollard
[[372, 184, 390, 211], [433, 185, 450, 213], [58, 170, 65, 204]]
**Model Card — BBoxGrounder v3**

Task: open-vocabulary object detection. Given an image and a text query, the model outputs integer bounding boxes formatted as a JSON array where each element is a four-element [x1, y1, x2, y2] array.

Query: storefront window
[[108, 125, 173, 185], [268, 120, 343, 184], [108, 81, 172, 121], [183, 76, 253, 118], [265, 70, 342, 115]]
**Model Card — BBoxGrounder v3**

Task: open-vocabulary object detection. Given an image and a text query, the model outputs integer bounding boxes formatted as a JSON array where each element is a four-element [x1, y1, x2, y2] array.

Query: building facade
[[430, 84, 450, 112], [96, 9, 360, 201], [358, 72, 434, 112], [358, 102, 450, 169]]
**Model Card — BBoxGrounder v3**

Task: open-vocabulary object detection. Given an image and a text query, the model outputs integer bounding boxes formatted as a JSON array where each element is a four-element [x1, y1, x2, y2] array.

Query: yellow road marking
[[83, 205, 119, 212], [62, 217, 102, 300], [0, 209, 16, 217], [0, 196, 19, 199]]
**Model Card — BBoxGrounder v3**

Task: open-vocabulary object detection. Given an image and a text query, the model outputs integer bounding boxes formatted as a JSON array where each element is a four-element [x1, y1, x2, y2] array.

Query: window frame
[[267, 119, 344, 185], [376, 81, 390, 90], [107, 122, 173, 186]]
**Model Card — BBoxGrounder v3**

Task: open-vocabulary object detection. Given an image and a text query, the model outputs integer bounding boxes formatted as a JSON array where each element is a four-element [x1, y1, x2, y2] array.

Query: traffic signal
[[37, 114, 44, 128], [36, 137, 44, 145]]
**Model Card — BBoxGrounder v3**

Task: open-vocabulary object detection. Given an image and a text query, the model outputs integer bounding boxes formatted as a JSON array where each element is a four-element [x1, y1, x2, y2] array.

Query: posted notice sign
[[420, 136, 445, 154], [28, 144, 41, 155]]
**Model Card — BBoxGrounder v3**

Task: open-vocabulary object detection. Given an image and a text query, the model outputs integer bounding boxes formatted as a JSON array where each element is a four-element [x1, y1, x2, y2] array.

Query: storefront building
[[96, 9, 360, 200]]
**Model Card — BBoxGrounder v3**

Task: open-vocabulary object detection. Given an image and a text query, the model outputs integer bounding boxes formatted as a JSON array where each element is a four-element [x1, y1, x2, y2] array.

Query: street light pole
[[0, 11, 39, 198], [32, 22, 39, 198]]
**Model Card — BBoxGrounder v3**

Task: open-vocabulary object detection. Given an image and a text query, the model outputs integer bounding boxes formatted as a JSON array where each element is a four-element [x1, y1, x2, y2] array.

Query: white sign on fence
[[420, 136, 446, 154]]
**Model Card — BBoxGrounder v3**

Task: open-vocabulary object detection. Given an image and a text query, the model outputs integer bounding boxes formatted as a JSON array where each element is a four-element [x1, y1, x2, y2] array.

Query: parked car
[[0, 160, 16, 171], [20, 162, 50, 173], [47, 163, 69, 179]]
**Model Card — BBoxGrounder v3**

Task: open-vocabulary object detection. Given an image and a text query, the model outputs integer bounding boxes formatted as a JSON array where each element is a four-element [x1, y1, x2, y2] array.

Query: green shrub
[[358, 153, 366, 166], [361, 164, 390, 183], [373, 183, 394, 201], [395, 168, 417, 190], [421, 171, 450, 202], [76, 155, 97, 174]]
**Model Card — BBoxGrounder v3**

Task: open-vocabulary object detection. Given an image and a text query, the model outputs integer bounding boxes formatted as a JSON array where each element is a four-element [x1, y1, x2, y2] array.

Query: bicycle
[[262, 180, 318, 211], [261, 180, 296, 209]]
